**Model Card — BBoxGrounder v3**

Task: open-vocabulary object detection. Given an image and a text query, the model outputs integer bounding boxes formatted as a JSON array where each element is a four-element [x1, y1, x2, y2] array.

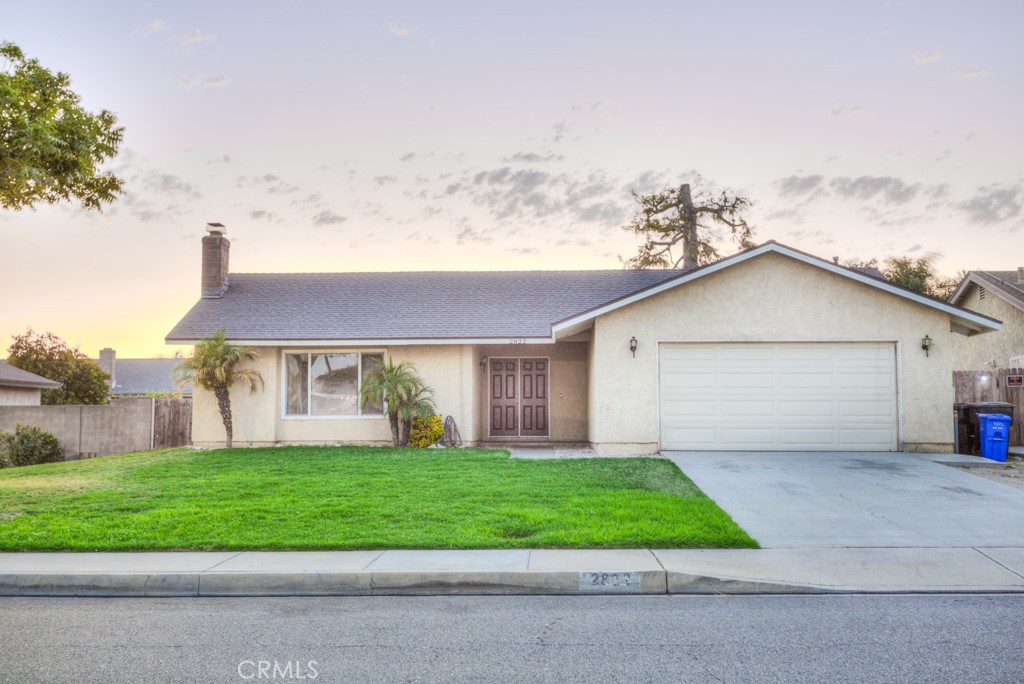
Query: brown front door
[[519, 359, 548, 437], [490, 359, 519, 437], [489, 358, 550, 438]]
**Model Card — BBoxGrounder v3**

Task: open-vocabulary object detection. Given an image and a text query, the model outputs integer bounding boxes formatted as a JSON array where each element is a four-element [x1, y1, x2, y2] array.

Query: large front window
[[284, 351, 384, 417]]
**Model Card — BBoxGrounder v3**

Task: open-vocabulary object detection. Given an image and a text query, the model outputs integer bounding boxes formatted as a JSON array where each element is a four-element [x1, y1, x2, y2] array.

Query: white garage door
[[659, 342, 898, 451]]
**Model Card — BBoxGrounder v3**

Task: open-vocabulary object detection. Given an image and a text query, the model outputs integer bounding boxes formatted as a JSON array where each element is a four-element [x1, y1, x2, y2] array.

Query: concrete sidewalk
[[3, 547, 1024, 597]]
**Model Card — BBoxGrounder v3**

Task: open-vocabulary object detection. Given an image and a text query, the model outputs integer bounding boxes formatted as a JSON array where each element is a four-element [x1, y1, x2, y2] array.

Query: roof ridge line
[[228, 269, 688, 276]]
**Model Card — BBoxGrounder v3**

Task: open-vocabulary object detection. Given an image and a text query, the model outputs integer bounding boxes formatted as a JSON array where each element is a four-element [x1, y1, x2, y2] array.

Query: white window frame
[[280, 349, 387, 420]]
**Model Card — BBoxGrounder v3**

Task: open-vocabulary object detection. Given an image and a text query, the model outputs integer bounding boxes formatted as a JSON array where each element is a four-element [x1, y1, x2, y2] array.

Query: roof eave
[[951, 272, 1024, 312], [551, 242, 1003, 335], [0, 379, 62, 390], [165, 336, 557, 347]]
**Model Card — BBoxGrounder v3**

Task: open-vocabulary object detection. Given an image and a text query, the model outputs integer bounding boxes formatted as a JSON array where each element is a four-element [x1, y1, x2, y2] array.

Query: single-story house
[[949, 269, 1024, 370], [0, 361, 62, 406], [167, 226, 1001, 453], [94, 348, 192, 399]]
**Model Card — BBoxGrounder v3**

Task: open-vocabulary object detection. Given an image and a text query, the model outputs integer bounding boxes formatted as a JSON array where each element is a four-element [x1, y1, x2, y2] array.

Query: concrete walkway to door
[[663, 451, 1024, 548]]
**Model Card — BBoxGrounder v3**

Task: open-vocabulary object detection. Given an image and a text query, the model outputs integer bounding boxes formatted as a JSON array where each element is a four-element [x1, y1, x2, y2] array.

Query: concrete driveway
[[664, 451, 1024, 548]]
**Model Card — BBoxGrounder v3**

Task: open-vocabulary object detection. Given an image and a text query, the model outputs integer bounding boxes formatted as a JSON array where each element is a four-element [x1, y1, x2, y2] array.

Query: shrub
[[410, 415, 444, 448], [0, 423, 63, 467], [0, 433, 9, 469]]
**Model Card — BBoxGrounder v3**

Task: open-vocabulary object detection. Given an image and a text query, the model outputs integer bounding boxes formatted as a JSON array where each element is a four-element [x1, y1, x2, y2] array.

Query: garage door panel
[[778, 400, 836, 417], [778, 373, 835, 390], [777, 346, 833, 361], [661, 372, 718, 389], [659, 342, 898, 451], [719, 345, 775, 362], [778, 428, 842, 446], [839, 428, 898, 446], [839, 399, 897, 418], [721, 372, 773, 389], [837, 345, 892, 361], [721, 428, 780, 446], [838, 373, 893, 390]]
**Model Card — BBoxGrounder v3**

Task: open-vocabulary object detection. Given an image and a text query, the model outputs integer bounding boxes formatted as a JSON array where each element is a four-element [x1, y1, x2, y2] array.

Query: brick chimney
[[202, 223, 230, 298], [98, 348, 116, 387], [1018, 267, 1023, 285]]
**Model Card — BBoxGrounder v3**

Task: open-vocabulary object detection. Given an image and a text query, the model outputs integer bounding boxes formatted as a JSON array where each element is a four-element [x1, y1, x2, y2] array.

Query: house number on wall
[[508, 338, 527, 345], [578, 571, 642, 592]]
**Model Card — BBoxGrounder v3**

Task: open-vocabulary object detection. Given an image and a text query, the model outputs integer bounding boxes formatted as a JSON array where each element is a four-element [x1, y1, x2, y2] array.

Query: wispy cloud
[[455, 226, 493, 245], [913, 51, 941, 65], [400, 153, 416, 162], [236, 174, 299, 194], [249, 209, 278, 222], [312, 210, 347, 226], [180, 74, 232, 88], [374, 176, 398, 186], [829, 176, 920, 205], [830, 105, 862, 117], [955, 69, 989, 79], [956, 185, 1020, 224], [551, 121, 569, 143], [140, 171, 201, 199], [388, 22, 416, 37], [777, 175, 824, 197], [181, 30, 216, 45], [142, 20, 167, 36], [449, 166, 639, 227], [504, 151, 565, 163], [570, 100, 604, 112]]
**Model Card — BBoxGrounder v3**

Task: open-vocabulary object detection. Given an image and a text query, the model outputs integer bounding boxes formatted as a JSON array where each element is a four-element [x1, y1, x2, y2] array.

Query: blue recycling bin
[[978, 413, 1012, 462]]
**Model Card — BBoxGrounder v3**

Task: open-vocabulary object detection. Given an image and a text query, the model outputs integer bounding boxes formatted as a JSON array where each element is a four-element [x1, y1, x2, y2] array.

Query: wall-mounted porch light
[[480, 355, 488, 371], [921, 335, 933, 357], [629, 336, 638, 358]]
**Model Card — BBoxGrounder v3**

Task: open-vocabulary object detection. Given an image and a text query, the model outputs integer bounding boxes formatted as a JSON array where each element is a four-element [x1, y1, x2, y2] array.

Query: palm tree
[[396, 381, 436, 447], [360, 359, 427, 446], [174, 329, 264, 448]]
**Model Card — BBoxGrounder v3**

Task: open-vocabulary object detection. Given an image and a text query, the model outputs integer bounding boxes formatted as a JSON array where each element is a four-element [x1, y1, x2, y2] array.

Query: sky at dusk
[[2, 1, 1022, 358]]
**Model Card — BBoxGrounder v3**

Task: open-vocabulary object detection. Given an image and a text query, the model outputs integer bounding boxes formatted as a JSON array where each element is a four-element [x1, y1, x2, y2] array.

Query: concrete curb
[[4, 570, 1024, 598], [4, 548, 1024, 597]]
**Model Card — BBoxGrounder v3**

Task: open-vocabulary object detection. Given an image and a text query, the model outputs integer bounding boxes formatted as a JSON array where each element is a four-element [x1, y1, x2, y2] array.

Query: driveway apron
[[664, 451, 1024, 548]]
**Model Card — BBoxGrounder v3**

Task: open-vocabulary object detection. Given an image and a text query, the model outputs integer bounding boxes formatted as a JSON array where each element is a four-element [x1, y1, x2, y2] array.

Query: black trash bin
[[954, 402, 1016, 455]]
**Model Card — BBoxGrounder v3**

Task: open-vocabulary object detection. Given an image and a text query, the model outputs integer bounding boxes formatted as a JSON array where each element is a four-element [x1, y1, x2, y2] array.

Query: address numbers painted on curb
[[578, 571, 642, 593]]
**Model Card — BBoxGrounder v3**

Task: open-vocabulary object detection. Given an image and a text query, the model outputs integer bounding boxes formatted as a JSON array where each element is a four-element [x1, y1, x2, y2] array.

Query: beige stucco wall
[[952, 283, 1023, 369], [476, 342, 589, 442], [191, 344, 480, 447], [588, 252, 957, 454], [0, 387, 41, 406], [192, 342, 589, 447]]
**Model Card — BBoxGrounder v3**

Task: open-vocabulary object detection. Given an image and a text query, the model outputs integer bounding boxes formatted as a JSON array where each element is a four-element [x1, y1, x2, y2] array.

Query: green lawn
[[0, 446, 757, 551]]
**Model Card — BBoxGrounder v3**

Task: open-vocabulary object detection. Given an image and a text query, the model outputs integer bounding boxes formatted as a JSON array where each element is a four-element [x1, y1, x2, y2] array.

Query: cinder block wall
[[0, 398, 155, 459]]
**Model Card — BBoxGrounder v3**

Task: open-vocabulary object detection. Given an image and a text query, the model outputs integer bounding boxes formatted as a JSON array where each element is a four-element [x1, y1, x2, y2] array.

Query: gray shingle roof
[[99, 358, 192, 396], [0, 361, 62, 389], [973, 271, 1024, 310], [166, 270, 686, 342]]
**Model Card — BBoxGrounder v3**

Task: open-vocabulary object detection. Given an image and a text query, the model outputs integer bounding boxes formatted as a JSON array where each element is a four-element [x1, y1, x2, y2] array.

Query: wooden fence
[[153, 397, 192, 449], [953, 369, 1023, 446]]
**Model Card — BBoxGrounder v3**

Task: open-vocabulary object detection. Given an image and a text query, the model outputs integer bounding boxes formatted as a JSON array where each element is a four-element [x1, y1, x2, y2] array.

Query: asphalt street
[[1, 595, 1022, 683]]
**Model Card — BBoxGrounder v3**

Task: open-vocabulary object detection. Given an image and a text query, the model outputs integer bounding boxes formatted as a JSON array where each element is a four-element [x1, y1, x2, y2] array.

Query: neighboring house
[[0, 361, 62, 406], [94, 349, 192, 398], [167, 226, 1000, 454], [949, 269, 1024, 370]]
